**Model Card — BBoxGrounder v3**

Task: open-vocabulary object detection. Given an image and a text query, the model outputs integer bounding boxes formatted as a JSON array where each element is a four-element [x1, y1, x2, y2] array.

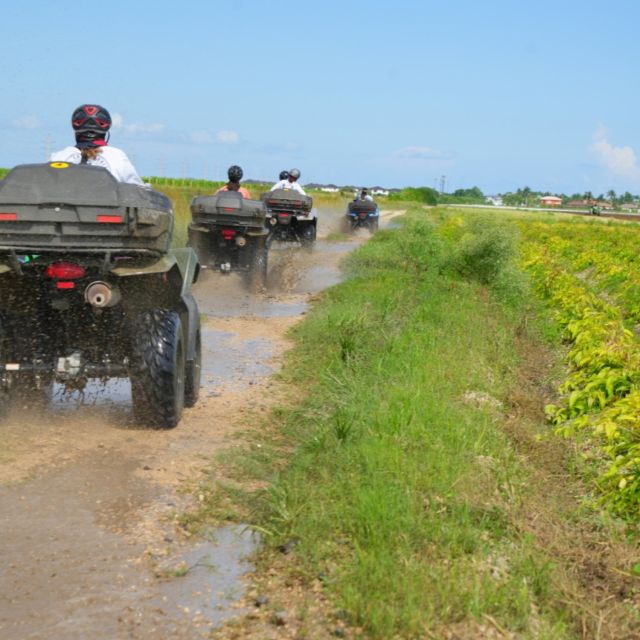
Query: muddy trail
[[0, 208, 396, 639]]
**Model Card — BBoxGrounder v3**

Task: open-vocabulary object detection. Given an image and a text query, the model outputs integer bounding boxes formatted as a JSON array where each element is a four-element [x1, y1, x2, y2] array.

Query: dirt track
[[0, 208, 391, 639]]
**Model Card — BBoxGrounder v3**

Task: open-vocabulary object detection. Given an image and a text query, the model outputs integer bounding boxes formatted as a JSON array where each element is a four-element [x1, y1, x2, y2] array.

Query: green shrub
[[445, 216, 519, 286]]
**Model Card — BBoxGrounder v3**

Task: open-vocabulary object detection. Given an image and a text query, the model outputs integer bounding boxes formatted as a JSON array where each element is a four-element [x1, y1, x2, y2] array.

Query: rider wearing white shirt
[[355, 188, 374, 202], [270, 167, 306, 195], [50, 104, 144, 186]]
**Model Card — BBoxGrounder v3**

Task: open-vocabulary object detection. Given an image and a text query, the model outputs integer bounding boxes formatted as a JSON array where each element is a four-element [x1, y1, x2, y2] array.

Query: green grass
[[228, 208, 575, 637]]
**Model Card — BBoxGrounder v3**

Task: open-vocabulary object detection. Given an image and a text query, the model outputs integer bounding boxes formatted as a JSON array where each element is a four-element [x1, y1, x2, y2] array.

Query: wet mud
[[0, 207, 391, 639]]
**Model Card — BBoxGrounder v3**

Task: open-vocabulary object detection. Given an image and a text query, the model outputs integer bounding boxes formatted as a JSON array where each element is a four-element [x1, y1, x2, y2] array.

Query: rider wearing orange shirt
[[216, 165, 252, 198]]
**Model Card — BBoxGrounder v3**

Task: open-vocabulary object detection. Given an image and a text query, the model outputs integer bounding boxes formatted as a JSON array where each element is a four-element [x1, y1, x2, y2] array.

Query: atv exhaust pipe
[[235, 235, 247, 247], [84, 281, 121, 308]]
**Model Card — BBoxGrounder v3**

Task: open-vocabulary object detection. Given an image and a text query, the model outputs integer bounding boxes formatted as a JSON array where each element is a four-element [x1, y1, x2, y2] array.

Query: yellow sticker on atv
[[50, 162, 69, 169]]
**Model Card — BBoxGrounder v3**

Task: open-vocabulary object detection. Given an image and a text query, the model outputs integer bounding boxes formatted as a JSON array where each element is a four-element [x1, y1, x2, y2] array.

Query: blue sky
[[1, 0, 639, 194]]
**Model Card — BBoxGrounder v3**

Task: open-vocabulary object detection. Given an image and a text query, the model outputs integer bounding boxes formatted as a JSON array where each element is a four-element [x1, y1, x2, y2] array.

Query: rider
[[50, 104, 144, 185], [354, 188, 374, 202], [216, 165, 252, 198], [270, 168, 306, 195], [279, 170, 289, 180]]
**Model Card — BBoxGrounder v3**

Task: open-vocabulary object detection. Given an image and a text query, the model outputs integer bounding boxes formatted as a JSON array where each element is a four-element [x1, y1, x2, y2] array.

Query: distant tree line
[[388, 186, 486, 206], [502, 186, 639, 207]]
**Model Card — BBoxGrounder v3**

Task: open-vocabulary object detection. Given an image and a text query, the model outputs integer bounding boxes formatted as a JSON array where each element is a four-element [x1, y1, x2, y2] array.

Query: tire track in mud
[[0, 208, 394, 639]]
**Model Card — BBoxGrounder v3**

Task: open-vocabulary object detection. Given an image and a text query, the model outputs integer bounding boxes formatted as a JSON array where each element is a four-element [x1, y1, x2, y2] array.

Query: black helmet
[[72, 104, 112, 148], [279, 170, 289, 180], [228, 165, 243, 182], [289, 168, 301, 180]]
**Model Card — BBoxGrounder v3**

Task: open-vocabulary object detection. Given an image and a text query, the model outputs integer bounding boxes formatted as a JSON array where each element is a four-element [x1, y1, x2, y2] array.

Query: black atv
[[262, 189, 317, 246], [345, 200, 379, 232], [188, 191, 269, 290], [0, 162, 201, 428]]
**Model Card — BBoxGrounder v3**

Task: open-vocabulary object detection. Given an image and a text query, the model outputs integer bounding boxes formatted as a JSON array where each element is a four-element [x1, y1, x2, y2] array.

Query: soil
[[0, 207, 387, 640]]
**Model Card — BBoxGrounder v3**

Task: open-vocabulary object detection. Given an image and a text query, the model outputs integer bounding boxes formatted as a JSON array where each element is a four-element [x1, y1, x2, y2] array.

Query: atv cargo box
[[0, 163, 173, 253], [190, 192, 266, 230], [263, 189, 313, 213], [348, 200, 378, 214]]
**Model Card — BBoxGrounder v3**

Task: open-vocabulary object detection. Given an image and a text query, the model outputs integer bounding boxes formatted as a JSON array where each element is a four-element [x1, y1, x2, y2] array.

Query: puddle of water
[[293, 265, 343, 294], [199, 294, 308, 319], [194, 269, 308, 319], [202, 328, 275, 391], [315, 239, 360, 254], [157, 525, 259, 629]]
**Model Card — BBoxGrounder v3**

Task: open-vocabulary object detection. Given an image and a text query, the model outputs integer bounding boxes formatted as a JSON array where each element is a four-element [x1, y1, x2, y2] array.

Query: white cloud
[[13, 115, 42, 130], [190, 130, 214, 144], [591, 125, 640, 183], [110, 112, 164, 135], [392, 146, 452, 160], [111, 112, 124, 128], [216, 130, 240, 144]]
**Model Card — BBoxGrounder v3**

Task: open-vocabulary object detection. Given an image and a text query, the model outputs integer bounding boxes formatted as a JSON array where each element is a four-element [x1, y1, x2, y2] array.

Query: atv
[[188, 191, 269, 290], [345, 200, 379, 232], [0, 162, 201, 428], [262, 189, 317, 246]]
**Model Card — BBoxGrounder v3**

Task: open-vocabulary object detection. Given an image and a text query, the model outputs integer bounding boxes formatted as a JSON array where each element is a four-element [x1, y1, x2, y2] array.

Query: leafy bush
[[444, 216, 519, 286], [388, 186, 438, 205]]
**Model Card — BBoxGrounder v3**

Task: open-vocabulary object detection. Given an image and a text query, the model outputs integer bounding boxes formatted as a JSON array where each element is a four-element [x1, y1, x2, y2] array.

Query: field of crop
[[518, 217, 640, 516]]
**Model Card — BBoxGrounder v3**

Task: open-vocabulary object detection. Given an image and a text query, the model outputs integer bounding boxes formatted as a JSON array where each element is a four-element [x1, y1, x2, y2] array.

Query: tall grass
[[249, 208, 572, 637]]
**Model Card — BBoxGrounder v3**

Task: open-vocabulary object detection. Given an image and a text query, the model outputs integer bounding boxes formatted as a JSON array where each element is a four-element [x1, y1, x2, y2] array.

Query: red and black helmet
[[71, 104, 112, 147]]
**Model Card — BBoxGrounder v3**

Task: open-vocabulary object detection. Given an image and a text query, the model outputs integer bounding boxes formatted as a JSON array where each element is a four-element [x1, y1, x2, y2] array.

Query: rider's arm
[[103, 148, 144, 186]]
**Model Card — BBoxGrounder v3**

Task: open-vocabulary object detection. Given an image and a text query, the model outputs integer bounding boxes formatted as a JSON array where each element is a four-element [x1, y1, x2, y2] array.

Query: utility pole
[[439, 175, 447, 194]]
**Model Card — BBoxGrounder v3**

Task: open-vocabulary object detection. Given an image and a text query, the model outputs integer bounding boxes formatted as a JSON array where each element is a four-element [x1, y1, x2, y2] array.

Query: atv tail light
[[45, 262, 86, 279], [0, 212, 17, 221], [223, 208, 235, 213], [96, 215, 123, 224], [56, 281, 76, 290], [221, 229, 237, 241]]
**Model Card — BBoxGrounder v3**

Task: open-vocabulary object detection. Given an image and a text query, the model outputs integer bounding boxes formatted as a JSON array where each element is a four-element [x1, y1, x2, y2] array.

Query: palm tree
[[607, 189, 616, 205]]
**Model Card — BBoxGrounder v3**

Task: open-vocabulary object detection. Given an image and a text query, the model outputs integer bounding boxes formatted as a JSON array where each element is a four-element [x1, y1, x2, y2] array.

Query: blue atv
[[346, 200, 379, 232]]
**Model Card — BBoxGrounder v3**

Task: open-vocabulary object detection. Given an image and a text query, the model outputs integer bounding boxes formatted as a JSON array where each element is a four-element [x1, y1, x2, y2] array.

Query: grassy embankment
[[192, 206, 639, 638]]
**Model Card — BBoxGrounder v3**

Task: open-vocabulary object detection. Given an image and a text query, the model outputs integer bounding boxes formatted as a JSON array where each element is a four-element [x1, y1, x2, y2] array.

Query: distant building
[[567, 199, 613, 210], [371, 188, 389, 196], [485, 195, 503, 206], [540, 196, 562, 207], [320, 187, 339, 193]]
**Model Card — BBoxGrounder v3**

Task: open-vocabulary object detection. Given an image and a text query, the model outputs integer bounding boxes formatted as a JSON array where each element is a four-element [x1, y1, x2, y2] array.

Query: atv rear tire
[[184, 326, 201, 408], [247, 244, 268, 292], [300, 224, 316, 247], [131, 309, 185, 429]]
